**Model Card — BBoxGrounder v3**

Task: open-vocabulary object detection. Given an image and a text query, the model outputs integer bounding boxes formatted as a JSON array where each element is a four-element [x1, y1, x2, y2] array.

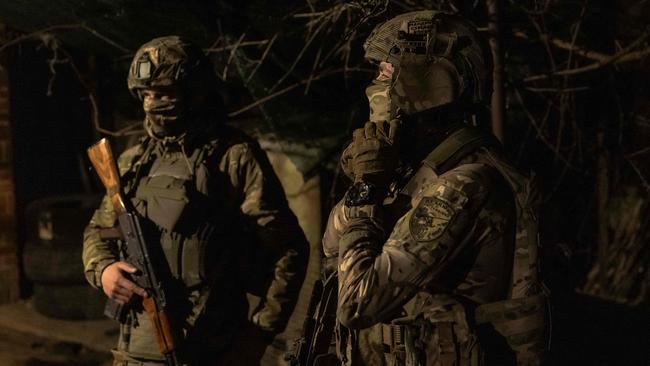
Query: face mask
[[365, 78, 394, 123], [143, 96, 186, 137]]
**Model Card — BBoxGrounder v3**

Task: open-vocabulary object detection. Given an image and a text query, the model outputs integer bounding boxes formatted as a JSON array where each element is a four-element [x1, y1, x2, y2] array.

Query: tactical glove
[[340, 142, 355, 180], [350, 119, 401, 188]]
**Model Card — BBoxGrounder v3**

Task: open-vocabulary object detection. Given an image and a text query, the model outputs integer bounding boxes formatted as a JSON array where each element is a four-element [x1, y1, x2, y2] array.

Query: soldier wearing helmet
[[82, 36, 309, 365], [321, 11, 549, 366]]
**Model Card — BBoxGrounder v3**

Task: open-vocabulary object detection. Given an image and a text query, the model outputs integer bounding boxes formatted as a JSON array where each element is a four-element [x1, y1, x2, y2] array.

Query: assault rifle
[[87, 138, 181, 366], [287, 272, 339, 366]]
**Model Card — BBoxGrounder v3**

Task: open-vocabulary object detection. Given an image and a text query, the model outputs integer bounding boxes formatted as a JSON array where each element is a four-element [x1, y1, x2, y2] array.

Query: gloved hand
[[340, 141, 355, 180], [350, 119, 401, 188]]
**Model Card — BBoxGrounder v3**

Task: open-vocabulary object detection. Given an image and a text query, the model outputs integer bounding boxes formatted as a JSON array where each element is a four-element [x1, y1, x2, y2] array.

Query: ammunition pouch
[[135, 174, 189, 232], [383, 302, 483, 366], [129, 144, 232, 289]]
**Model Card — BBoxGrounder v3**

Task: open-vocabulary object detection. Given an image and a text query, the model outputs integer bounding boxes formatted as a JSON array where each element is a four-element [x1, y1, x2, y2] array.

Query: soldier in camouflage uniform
[[322, 11, 549, 366], [82, 36, 309, 365]]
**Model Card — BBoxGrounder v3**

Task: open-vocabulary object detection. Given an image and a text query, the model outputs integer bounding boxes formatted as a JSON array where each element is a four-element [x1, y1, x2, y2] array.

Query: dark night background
[[0, 0, 647, 365]]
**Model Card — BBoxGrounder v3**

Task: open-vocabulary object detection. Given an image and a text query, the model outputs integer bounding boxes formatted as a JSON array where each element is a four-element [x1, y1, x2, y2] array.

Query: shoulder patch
[[409, 196, 456, 242]]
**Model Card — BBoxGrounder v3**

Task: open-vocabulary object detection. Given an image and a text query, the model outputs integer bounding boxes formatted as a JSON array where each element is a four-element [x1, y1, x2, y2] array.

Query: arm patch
[[409, 196, 456, 242]]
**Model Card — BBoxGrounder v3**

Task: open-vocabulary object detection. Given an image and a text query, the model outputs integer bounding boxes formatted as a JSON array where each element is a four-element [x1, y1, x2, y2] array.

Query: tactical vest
[[411, 126, 550, 366], [120, 136, 241, 287], [361, 127, 548, 366], [114, 135, 245, 361]]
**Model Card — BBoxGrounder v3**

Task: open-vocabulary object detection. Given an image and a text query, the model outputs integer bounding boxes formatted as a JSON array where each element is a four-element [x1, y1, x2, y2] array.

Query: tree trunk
[[487, 0, 505, 142]]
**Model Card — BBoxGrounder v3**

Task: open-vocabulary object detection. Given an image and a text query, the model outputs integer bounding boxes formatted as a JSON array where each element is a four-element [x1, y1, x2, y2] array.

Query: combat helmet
[[363, 11, 491, 116], [127, 36, 216, 100]]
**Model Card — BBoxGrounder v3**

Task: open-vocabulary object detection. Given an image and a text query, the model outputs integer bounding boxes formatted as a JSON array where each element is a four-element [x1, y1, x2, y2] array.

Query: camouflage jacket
[[323, 139, 522, 365], [83, 125, 308, 360]]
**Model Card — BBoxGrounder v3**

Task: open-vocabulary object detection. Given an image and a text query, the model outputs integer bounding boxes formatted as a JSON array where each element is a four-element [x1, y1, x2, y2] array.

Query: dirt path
[[0, 326, 111, 366]]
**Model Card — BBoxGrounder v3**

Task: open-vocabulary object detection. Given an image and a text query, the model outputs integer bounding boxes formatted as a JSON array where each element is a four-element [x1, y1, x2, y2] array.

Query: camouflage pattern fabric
[[322, 138, 548, 365], [365, 79, 393, 123], [320, 9, 546, 364], [83, 125, 308, 364], [389, 54, 459, 115], [335, 154, 513, 326], [127, 36, 210, 92], [363, 11, 490, 116]]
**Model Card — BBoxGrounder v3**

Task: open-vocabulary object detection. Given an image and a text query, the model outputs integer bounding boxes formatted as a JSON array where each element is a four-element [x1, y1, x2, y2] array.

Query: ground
[[0, 300, 114, 366]]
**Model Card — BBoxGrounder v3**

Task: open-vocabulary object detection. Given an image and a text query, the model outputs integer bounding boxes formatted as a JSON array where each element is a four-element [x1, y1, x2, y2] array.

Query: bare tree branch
[[222, 32, 247, 81], [58, 46, 142, 137], [487, 0, 505, 142], [524, 29, 650, 82], [205, 40, 270, 53], [245, 33, 278, 85], [626, 146, 650, 158], [513, 87, 581, 171], [0, 24, 131, 54], [625, 156, 650, 192], [228, 67, 373, 118], [514, 30, 609, 63]]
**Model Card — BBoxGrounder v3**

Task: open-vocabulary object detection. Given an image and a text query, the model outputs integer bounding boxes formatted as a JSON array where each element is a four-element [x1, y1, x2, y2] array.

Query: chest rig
[[120, 136, 234, 289], [377, 126, 549, 366]]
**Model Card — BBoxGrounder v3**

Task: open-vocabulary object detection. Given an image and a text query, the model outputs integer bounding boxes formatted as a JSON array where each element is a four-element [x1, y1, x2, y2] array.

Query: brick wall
[[0, 29, 19, 303]]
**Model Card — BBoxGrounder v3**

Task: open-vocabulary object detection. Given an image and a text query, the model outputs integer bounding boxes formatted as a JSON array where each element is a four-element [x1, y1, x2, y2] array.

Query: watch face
[[346, 181, 376, 206], [358, 183, 371, 199]]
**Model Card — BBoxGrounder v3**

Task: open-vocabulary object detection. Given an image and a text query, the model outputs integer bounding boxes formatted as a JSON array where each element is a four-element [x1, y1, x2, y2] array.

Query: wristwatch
[[344, 181, 378, 206]]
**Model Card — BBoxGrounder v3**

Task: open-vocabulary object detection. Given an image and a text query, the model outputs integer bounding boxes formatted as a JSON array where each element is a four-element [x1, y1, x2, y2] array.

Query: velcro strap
[[381, 323, 405, 349]]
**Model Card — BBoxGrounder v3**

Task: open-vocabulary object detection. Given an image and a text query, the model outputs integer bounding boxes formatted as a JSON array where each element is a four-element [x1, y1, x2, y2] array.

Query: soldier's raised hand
[[350, 119, 402, 187], [100, 261, 149, 305]]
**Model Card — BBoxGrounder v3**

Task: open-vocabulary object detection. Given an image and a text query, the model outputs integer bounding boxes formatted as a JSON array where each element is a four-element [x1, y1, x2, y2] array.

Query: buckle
[[381, 323, 405, 349]]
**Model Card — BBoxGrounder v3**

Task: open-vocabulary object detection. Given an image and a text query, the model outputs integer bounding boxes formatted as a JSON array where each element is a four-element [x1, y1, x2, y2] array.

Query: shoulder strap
[[480, 150, 543, 298], [422, 126, 501, 174], [421, 127, 548, 363], [422, 126, 543, 297], [121, 137, 156, 197], [193, 130, 241, 173], [472, 157, 550, 365]]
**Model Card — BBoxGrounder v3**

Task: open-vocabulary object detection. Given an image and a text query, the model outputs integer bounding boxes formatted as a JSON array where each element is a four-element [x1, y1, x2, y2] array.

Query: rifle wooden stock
[[87, 138, 127, 215], [142, 297, 177, 354]]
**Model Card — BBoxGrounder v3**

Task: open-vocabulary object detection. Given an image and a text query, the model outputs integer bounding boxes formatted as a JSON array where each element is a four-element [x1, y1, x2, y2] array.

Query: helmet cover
[[128, 36, 212, 99], [363, 11, 491, 115]]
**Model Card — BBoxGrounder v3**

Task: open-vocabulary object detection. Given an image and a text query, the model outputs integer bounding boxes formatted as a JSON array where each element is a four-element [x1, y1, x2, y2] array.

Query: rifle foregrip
[[142, 297, 177, 354]]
